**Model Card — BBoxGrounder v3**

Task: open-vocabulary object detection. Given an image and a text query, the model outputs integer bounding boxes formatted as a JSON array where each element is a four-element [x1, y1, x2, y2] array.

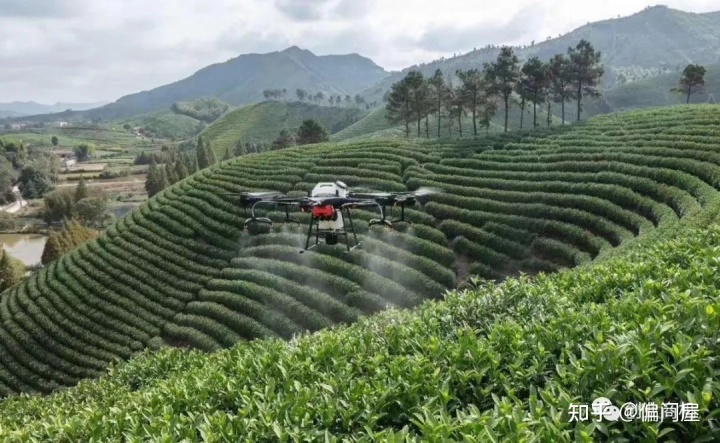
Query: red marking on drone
[[312, 205, 334, 218]]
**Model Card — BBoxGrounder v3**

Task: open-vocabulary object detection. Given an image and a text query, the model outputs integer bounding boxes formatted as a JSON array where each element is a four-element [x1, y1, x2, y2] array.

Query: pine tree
[[428, 69, 450, 138], [174, 158, 189, 182], [234, 139, 247, 156], [520, 57, 549, 128], [196, 136, 210, 169], [165, 162, 178, 185], [74, 175, 88, 202], [548, 54, 576, 125], [206, 142, 217, 166], [41, 232, 62, 265], [568, 39, 604, 121], [672, 64, 707, 103], [484, 46, 520, 132], [457, 69, 489, 137], [155, 167, 168, 194], [40, 220, 98, 266], [0, 248, 24, 291], [145, 160, 166, 197], [385, 73, 415, 137], [182, 153, 196, 174]]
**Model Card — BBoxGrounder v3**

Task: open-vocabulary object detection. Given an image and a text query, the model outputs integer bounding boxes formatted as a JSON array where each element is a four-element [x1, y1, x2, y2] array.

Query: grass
[[0, 104, 718, 410], [201, 100, 368, 156]]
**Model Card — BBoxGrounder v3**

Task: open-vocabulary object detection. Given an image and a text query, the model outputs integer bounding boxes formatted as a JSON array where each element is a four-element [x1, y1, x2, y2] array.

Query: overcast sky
[[0, 0, 717, 104]]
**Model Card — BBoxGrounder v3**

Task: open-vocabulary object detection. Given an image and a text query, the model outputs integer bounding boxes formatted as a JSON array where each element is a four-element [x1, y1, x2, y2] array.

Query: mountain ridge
[[360, 5, 720, 102], [79, 47, 388, 121]]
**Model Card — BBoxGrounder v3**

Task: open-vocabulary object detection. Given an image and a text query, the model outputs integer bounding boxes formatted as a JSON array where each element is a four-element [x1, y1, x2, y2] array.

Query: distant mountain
[[0, 110, 25, 119], [83, 46, 388, 121], [0, 101, 108, 116], [361, 6, 720, 101]]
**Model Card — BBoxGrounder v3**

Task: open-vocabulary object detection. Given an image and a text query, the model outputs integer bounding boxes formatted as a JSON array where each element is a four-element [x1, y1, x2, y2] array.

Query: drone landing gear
[[301, 206, 362, 254], [243, 203, 301, 229], [369, 204, 412, 228]]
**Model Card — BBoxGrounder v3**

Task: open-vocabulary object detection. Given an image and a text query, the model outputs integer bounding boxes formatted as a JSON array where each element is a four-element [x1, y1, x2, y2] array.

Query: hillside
[[202, 101, 367, 155], [0, 105, 718, 401], [581, 62, 720, 116], [361, 6, 720, 103], [1, 118, 720, 440], [115, 109, 204, 140], [79, 47, 388, 121]]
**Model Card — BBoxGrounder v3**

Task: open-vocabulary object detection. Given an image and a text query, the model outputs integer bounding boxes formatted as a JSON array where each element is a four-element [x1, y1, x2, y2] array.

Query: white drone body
[[310, 181, 349, 198], [310, 181, 349, 231]]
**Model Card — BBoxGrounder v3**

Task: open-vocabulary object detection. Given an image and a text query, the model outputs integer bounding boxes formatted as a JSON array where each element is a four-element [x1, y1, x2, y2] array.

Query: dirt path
[[0, 186, 27, 214]]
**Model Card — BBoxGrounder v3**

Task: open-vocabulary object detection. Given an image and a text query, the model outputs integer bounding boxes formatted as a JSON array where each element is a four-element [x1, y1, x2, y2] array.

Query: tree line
[[385, 39, 604, 137], [262, 89, 375, 108]]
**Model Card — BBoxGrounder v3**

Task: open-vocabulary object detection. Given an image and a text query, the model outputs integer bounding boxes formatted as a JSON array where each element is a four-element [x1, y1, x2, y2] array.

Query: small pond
[[0, 233, 48, 266]]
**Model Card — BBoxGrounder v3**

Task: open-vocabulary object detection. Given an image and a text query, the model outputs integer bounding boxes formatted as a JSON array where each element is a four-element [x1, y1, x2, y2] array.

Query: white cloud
[[0, 0, 715, 103]]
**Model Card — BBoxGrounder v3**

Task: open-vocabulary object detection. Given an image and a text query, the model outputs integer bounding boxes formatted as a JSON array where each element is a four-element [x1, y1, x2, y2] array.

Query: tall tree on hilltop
[[514, 76, 530, 130], [206, 141, 217, 167], [548, 54, 576, 125], [385, 74, 414, 137], [196, 136, 210, 170], [480, 99, 499, 135], [443, 85, 456, 138], [404, 71, 431, 137], [457, 69, 489, 137], [672, 64, 707, 104], [568, 39, 604, 121], [484, 46, 520, 132], [521, 57, 549, 128], [296, 89, 306, 102], [449, 84, 466, 138], [428, 69, 451, 138]]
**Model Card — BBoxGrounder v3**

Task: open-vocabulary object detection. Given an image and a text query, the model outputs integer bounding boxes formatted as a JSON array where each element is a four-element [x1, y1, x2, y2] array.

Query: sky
[[0, 0, 717, 104]]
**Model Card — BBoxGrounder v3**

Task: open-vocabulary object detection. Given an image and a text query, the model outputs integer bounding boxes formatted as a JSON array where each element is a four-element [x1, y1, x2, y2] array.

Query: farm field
[[0, 105, 719, 439], [0, 212, 718, 441]]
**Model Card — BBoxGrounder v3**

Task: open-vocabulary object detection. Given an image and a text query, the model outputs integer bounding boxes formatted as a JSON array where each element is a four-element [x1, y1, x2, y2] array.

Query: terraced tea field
[[0, 105, 719, 398]]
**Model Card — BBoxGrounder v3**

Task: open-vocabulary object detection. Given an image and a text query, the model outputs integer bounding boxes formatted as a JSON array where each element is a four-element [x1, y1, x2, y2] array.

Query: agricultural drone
[[225, 181, 439, 253]]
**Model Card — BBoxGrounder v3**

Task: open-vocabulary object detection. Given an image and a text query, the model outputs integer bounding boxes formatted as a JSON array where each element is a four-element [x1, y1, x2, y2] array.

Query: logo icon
[[592, 397, 620, 421]]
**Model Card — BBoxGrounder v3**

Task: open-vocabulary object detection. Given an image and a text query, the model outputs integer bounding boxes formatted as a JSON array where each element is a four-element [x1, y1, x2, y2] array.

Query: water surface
[[0, 233, 48, 266]]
